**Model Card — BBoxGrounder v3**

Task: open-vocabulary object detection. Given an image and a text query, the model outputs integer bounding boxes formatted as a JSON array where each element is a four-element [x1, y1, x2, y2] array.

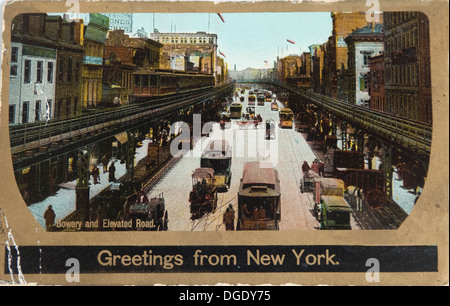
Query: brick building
[[82, 13, 109, 108], [103, 29, 163, 104], [309, 44, 325, 93], [52, 16, 84, 118], [383, 12, 432, 124], [368, 53, 385, 112], [322, 12, 375, 98]]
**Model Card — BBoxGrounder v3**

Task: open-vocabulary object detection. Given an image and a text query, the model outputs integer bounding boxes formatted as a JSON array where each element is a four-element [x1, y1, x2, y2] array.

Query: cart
[[299, 170, 320, 193]]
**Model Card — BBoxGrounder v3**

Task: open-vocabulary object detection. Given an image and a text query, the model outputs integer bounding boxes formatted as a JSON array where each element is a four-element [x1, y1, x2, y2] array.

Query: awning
[[115, 132, 128, 144]]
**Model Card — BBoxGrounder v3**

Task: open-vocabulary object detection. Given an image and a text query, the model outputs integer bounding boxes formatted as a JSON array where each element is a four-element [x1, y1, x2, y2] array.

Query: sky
[[132, 12, 333, 70]]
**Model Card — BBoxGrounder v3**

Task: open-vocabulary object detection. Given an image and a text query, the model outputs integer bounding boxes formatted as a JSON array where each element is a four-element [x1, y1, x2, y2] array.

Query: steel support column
[[75, 148, 90, 223], [340, 122, 348, 150], [382, 142, 393, 200], [126, 130, 136, 179]]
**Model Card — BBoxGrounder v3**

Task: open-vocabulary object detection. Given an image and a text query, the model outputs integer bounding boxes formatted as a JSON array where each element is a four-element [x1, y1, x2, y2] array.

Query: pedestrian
[[91, 165, 100, 184], [223, 208, 231, 231], [228, 204, 235, 215], [224, 207, 235, 231], [43, 205, 56, 231], [311, 159, 320, 175], [301, 161, 311, 175], [318, 161, 325, 177], [108, 162, 116, 182]]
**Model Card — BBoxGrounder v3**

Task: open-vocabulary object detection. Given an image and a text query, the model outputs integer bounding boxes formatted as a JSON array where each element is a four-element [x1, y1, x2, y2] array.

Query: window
[[58, 58, 64, 82], [67, 57, 73, 82], [10, 47, 18, 76], [9, 105, 16, 124], [47, 62, 54, 83], [75, 62, 80, 82], [11, 47, 18, 62], [36, 61, 43, 83], [46, 99, 52, 120], [24, 59, 31, 83], [362, 52, 373, 66], [35, 100, 41, 121], [22, 101, 29, 124], [10, 65, 18, 76]]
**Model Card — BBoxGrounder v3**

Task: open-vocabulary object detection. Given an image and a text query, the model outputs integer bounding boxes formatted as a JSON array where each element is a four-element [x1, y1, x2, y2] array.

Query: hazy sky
[[132, 12, 333, 70]]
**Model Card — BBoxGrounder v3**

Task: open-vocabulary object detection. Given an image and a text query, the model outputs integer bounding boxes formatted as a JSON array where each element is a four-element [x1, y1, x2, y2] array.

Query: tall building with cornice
[[149, 31, 218, 76], [383, 12, 432, 124], [322, 12, 378, 98]]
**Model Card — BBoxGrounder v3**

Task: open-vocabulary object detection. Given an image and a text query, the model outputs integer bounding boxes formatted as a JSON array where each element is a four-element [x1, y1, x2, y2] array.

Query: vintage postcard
[[0, 0, 448, 287]]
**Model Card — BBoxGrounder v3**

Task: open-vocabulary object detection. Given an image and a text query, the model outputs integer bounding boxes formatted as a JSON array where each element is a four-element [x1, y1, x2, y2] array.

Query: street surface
[[148, 87, 359, 231]]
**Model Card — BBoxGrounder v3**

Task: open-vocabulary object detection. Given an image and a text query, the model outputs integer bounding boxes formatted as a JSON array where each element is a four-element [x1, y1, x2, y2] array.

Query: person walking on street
[[109, 162, 116, 182], [44, 205, 56, 231], [91, 165, 100, 184]]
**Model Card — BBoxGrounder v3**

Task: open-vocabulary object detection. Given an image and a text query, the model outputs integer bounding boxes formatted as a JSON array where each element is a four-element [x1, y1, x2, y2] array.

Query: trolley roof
[[192, 167, 215, 179], [279, 108, 293, 114], [240, 162, 280, 191], [321, 195, 353, 212], [201, 140, 232, 159]]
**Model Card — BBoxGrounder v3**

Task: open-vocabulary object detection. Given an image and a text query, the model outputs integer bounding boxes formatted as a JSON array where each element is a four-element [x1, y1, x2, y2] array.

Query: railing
[[243, 80, 432, 157], [9, 84, 233, 155]]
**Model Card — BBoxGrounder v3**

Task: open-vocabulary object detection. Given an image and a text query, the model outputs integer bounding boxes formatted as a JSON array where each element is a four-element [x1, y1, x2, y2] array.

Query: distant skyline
[[132, 13, 332, 70]]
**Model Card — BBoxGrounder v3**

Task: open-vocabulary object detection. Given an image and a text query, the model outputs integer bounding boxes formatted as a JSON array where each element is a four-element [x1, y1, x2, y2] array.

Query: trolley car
[[279, 108, 294, 128], [189, 168, 218, 219], [230, 102, 243, 119], [200, 140, 232, 192], [237, 162, 281, 230]]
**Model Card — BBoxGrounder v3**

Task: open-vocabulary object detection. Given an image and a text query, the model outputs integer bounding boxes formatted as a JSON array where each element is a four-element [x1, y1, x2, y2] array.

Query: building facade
[[51, 16, 84, 118], [322, 12, 374, 98], [82, 13, 109, 108], [9, 14, 58, 125], [344, 23, 384, 106], [149, 31, 218, 75], [309, 44, 325, 93], [103, 29, 163, 104], [368, 53, 385, 112], [383, 12, 432, 124]]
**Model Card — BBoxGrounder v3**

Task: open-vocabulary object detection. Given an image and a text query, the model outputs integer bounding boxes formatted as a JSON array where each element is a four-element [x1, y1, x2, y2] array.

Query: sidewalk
[[27, 139, 152, 229]]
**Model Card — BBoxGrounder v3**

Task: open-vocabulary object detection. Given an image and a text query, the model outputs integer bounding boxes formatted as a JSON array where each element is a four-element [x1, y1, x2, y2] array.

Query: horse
[[345, 186, 365, 211]]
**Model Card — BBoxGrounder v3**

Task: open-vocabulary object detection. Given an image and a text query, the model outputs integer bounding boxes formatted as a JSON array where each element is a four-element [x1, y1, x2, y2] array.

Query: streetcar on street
[[189, 168, 218, 219], [200, 140, 232, 192], [279, 108, 294, 128], [257, 94, 265, 106], [248, 94, 256, 106], [230, 102, 243, 119], [237, 162, 281, 230]]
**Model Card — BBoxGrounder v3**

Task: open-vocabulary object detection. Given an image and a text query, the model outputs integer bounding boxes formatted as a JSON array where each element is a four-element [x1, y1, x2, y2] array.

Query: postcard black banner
[[4, 245, 437, 274]]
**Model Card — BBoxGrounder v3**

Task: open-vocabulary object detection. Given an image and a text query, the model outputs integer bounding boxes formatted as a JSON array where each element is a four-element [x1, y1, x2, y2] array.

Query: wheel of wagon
[[365, 189, 385, 209]]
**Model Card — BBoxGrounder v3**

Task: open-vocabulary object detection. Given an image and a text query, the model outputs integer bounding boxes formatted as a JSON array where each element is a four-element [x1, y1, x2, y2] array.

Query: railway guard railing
[[9, 84, 233, 157], [245, 79, 432, 157]]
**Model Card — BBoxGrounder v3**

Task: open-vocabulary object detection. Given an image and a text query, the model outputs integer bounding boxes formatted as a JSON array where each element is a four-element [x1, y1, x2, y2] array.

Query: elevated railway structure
[[240, 79, 431, 202], [244, 80, 432, 158], [10, 84, 233, 171]]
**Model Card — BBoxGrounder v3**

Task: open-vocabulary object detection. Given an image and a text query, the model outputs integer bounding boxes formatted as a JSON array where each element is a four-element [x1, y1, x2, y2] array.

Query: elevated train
[[131, 69, 216, 103]]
